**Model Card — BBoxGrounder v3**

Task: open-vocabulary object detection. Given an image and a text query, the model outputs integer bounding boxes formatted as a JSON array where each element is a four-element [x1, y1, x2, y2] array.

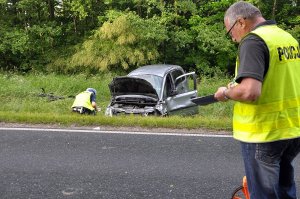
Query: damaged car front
[[105, 76, 165, 116], [105, 64, 199, 116]]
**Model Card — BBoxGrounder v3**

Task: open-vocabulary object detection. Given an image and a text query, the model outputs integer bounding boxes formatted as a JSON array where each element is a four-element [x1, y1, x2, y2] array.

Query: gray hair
[[225, 1, 262, 25]]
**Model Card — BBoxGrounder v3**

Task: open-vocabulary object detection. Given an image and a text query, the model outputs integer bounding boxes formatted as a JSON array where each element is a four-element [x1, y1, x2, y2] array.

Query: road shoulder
[[0, 122, 232, 135]]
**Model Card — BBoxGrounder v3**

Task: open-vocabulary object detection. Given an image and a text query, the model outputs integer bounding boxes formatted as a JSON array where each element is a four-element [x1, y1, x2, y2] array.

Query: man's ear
[[239, 18, 247, 29]]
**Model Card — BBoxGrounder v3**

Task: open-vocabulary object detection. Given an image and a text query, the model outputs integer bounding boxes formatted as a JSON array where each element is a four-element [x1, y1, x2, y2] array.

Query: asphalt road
[[0, 128, 299, 199]]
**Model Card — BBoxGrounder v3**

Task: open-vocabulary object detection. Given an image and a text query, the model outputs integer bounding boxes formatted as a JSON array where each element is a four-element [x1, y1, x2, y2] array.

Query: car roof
[[128, 64, 183, 77]]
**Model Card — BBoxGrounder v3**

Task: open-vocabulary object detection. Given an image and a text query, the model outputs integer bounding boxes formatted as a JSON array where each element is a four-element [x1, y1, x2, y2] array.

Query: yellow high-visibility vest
[[233, 25, 300, 143], [71, 91, 95, 111]]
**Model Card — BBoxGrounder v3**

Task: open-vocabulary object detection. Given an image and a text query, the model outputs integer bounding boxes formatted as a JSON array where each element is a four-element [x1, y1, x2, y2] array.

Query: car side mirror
[[169, 89, 178, 96]]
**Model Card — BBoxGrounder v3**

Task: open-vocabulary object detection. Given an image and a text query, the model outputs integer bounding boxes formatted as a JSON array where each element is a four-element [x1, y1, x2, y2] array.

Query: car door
[[164, 70, 199, 115]]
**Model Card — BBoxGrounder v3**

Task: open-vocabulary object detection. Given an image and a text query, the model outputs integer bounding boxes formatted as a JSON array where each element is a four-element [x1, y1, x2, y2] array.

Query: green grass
[[0, 72, 234, 131]]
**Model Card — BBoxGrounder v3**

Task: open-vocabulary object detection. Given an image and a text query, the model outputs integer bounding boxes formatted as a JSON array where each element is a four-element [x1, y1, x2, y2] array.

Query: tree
[[47, 0, 55, 20], [0, 0, 298, 74], [69, 11, 168, 72]]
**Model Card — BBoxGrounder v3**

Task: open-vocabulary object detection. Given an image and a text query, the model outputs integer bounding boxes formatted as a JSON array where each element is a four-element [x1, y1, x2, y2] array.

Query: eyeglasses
[[226, 19, 238, 37], [226, 18, 246, 37]]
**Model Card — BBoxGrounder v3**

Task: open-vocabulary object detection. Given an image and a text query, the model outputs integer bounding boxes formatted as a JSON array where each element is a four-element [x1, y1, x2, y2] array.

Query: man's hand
[[214, 78, 262, 102], [214, 87, 229, 102]]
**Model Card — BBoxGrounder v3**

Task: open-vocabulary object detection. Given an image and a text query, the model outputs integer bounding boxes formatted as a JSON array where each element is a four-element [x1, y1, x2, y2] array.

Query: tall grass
[[0, 72, 234, 131]]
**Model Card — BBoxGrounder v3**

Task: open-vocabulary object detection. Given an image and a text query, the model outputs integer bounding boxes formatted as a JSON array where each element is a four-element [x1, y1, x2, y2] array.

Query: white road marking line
[[0, 127, 232, 138]]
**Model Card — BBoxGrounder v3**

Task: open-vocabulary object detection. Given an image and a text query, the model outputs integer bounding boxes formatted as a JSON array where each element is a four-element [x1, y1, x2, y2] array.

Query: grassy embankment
[[0, 72, 234, 131]]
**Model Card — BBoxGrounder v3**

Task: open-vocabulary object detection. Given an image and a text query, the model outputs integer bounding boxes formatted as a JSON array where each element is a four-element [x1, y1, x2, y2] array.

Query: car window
[[171, 70, 188, 94], [174, 72, 197, 93], [185, 75, 196, 92], [163, 74, 173, 99], [131, 75, 162, 95], [171, 70, 184, 81]]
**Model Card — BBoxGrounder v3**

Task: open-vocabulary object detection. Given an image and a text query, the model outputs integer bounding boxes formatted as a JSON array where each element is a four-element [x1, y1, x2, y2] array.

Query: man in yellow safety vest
[[72, 88, 98, 115], [214, 1, 300, 199]]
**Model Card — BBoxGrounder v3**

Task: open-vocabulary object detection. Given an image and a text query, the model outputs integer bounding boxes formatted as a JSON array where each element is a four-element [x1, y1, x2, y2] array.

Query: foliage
[[188, 15, 236, 76], [70, 11, 168, 72], [0, 0, 299, 75]]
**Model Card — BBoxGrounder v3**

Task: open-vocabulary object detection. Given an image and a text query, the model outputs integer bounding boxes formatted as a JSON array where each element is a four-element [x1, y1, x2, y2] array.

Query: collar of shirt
[[252, 20, 277, 31]]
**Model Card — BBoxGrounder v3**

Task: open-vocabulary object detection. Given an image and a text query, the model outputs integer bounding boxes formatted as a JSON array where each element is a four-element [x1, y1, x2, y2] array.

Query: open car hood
[[109, 77, 158, 99]]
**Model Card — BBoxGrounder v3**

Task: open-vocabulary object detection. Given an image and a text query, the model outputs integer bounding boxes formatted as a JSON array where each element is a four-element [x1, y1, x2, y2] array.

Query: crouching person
[[72, 88, 98, 115]]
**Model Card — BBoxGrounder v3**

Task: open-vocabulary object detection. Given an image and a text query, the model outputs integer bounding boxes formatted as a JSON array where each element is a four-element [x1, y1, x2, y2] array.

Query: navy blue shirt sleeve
[[235, 35, 269, 83], [90, 93, 96, 102]]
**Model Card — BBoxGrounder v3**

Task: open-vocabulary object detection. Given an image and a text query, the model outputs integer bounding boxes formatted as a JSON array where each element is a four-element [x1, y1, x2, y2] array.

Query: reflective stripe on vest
[[233, 25, 300, 143], [71, 91, 94, 111]]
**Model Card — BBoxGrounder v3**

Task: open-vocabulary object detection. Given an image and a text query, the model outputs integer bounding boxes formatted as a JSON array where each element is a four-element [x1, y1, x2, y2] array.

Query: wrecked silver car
[[105, 64, 199, 116]]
